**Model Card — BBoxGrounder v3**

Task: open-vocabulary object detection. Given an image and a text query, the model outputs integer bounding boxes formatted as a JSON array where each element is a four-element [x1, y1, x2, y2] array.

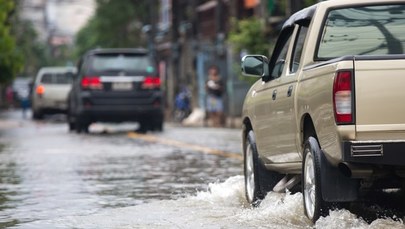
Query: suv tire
[[67, 112, 76, 131], [154, 119, 164, 132], [75, 117, 90, 134]]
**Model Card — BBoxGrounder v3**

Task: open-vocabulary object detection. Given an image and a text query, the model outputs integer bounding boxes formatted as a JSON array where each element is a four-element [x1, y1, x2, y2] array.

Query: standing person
[[6, 86, 14, 109], [20, 89, 30, 119], [205, 65, 224, 127]]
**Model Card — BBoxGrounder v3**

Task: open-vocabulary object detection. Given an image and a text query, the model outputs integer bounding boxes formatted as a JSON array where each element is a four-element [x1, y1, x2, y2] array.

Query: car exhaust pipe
[[338, 162, 373, 178], [273, 175, 300, 192]]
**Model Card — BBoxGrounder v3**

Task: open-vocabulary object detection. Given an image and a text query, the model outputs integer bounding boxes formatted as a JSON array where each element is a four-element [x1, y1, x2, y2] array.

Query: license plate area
[[112, 82, 133, 91]]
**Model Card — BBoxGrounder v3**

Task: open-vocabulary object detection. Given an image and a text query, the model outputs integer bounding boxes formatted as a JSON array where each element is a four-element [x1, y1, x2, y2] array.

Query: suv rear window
[[317, 4, 405, 59], [89, 54, 155, 74], [41, 73, 72, 84]]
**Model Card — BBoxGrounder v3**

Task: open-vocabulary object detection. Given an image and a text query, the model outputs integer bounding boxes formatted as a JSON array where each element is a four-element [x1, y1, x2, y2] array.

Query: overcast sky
[[46, 0, 95, 36]]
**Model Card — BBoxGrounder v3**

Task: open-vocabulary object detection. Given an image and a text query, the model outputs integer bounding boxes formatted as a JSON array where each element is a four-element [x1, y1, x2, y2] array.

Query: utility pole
[[169, 0, 180, 116], [149, 0, 157, 58], [189, 0, 198, 108], [215, 0, 229, 118]]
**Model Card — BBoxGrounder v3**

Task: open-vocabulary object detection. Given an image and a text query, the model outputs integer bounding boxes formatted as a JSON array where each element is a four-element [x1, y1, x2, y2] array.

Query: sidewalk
[[0, 109, 26, 130], [181, 108, 243, 129]]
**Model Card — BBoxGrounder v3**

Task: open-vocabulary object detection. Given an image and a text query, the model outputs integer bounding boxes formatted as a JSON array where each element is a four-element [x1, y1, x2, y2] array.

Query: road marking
[[127, 132, 243, 160]]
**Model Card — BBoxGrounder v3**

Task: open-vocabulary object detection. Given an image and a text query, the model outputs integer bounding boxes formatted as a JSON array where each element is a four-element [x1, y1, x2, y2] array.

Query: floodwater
[[20, 176, 405, 229], [0, 110, 405, 228]]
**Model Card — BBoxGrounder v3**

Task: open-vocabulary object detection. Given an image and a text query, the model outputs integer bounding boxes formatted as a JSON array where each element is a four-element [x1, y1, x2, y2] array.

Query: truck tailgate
[[355, 58, 405, 139], [43, 84, 71, 101]]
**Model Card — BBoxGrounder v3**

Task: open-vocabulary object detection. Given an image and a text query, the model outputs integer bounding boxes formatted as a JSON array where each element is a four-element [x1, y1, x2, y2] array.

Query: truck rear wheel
[[244, 130, 282, 207], [32, 110, 44, 120], [302, 137, 328, 223]]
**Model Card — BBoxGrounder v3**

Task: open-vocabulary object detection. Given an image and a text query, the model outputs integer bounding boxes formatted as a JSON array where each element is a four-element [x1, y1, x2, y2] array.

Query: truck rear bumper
[[342, 141, 405, 166]]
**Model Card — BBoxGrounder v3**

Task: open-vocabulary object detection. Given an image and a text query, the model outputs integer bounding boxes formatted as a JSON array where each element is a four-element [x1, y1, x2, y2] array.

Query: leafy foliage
[[304, 0, 319, 7], [75, 0, 149, 57], [11, 19, 52, 76], [228, 17, 273, 85], [228, 17, 271, 56], [0, 0, 23, 83]]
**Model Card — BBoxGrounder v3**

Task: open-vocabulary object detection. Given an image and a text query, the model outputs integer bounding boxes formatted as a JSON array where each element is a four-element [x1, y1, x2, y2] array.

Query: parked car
[[32, 67, 76, 119], [241, 0, 405, 223], [68, 48, 164, 133]]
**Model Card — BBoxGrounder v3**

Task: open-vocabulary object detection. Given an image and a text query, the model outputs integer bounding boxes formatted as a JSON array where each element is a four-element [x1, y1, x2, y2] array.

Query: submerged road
[[0, 110, 404, 228]]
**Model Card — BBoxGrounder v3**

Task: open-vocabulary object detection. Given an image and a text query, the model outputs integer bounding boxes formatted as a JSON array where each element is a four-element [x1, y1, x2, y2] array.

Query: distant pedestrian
[[174, 85, 192, 122], [205, 65, 224, 127], [6, 86, 14, 109], [20, 89, 30, 119]]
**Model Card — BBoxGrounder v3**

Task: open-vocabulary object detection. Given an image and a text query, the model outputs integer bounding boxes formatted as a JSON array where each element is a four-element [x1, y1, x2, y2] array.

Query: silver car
[[32, 67, 76, 120]]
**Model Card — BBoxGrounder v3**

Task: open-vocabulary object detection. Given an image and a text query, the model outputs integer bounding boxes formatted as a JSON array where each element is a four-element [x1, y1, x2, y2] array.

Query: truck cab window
[[270, 28, 293, 79], [317, 4, 405, 59], [291, 26, 308, 73], [271, 36, 291, 79]]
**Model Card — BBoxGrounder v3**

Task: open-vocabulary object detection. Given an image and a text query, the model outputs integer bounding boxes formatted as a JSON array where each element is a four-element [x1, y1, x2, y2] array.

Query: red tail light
[[142, 76, 161, 89], [333, 71, 353, 124], [81, 76, 103, 90]]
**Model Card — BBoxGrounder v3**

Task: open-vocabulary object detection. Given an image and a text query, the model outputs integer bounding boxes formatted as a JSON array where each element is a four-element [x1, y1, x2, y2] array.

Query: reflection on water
[[0, 118, 241, 228], [0, 143, 22, 228], [19, 176, 405, 229], [3, 111, 404, 228]]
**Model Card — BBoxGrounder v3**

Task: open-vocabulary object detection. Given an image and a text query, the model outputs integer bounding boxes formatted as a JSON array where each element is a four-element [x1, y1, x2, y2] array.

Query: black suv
[[68, 48, 164, 133]]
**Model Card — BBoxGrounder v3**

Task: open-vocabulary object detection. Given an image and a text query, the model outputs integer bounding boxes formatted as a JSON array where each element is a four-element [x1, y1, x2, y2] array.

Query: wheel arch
[[300, 113, 319, 146]]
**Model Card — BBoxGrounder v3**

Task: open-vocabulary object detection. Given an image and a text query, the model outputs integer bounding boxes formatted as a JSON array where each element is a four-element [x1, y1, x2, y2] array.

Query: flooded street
[[0, 110, 404, 228]]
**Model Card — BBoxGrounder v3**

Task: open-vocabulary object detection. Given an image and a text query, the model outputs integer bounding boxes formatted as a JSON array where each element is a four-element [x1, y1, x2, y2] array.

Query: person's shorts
[[206, 95, 223, 112]]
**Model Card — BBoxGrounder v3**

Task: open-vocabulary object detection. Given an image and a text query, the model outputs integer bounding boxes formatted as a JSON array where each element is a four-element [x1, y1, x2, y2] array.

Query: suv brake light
[[81, 76, 103, 90], [333, 71, 353, 124], [142, 76, 160, 89]]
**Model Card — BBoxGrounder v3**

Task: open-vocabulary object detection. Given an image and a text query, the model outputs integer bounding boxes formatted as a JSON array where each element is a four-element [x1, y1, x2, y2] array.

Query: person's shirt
[[206, 78, 223, 97]]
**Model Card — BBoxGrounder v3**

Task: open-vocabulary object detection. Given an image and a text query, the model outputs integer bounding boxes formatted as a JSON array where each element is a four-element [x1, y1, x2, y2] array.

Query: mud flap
[[319, 149, 359, 202]]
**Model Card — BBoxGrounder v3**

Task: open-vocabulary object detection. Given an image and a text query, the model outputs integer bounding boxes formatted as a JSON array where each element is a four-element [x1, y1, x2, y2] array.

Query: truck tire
[[244, 130, 283, 207], [302, 137, 329, 223], [32, 110, 44, 120]]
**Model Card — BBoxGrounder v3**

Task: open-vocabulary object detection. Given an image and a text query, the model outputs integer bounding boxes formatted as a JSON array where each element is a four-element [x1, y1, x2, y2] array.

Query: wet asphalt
[[0, 110, 242, 228]]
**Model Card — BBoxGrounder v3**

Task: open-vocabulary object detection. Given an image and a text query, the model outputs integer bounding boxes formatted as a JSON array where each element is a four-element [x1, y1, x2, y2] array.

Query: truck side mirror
[[241, 55, 269, 78]]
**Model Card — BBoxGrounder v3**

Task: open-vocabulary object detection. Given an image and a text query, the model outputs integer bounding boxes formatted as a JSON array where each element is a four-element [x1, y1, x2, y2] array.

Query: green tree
[[228, 17, 273, 85], [228, 17, 272, 56], [11, 19, 51, 76], [304, 0, 319, 7], [75, 0, 149, 57], [0, 0, 23, 83]]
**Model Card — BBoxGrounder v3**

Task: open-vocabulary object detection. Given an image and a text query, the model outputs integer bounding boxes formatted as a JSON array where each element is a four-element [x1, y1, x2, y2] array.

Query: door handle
[[272, 90, 277, 100], [287, 85, 293, 97]]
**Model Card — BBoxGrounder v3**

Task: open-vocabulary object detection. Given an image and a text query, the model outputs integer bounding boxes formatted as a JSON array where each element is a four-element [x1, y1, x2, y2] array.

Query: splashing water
[[18, 176, 405, 229]]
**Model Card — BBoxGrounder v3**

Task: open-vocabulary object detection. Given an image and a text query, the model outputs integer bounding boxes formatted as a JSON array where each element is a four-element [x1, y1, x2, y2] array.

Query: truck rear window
[[89, 54, 155, 74], [41, 73, 72, 84], [317, 4, 405, 59]]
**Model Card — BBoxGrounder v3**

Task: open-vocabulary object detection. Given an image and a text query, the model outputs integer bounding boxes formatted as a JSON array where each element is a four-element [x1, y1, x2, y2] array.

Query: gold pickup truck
[[241, 0, 405, 222]]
